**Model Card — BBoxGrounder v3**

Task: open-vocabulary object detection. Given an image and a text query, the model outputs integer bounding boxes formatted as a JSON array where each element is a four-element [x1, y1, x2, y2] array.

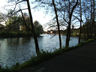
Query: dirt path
[[18, 41, 96, 72]]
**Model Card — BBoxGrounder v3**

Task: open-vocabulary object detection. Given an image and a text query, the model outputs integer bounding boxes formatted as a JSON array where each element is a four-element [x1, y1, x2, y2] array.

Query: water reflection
[[0, 34, 78, 67], [6, 37, 31, 46]]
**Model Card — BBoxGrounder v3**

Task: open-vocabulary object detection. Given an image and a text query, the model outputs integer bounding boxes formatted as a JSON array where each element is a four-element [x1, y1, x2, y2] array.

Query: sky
[[0, 0, 54, 31]]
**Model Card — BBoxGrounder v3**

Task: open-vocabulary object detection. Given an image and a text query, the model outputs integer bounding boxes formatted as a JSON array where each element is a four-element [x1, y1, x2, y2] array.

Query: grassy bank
[[0, 39, 95, 72]]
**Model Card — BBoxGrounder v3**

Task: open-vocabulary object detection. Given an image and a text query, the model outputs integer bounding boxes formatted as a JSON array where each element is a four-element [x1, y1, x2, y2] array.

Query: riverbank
[[0, 39, 94, 72]]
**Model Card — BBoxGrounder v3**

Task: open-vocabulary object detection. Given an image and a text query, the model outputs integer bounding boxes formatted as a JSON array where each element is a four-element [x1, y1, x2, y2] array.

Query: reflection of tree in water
[[5, 37, 32, 65], [6, 37, 31, 46]]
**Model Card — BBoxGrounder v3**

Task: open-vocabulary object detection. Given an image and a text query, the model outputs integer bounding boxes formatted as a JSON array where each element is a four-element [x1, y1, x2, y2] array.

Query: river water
[[0, 34, 78, 67]]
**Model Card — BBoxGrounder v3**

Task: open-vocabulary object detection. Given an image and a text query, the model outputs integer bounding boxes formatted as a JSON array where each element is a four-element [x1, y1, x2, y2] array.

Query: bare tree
[[81, 0, 96, 39], [52, 0, 62, 49], [26, 0, 40, 55], [78, 0, 82, 43], [65, 0, 78, 48]]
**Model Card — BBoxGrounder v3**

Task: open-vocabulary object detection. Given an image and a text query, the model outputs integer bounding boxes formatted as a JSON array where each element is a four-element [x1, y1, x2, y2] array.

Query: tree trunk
[[66, 21, 71, 48], [52, 0, 62, 49], [90, 0, 95, 39], [26, 0, 40, 56], [78, 0, 82, 43], [92, 0, 95, 38]]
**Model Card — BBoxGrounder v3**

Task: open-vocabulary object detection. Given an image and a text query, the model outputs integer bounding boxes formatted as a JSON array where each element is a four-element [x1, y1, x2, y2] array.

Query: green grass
[[0, 38, 95, 72]]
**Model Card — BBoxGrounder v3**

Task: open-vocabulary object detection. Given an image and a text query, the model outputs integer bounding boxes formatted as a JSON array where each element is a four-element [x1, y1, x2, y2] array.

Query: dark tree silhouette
[[91, 0, 95, 38], [26, 0, 40, 56], [65, 0, 78, 48], [52, 0, 62, 49], [78, 0, 82, 43]]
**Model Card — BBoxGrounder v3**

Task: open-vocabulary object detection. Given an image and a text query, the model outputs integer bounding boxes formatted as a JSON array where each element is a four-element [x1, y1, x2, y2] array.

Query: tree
[[81, 0, 96, 39], [34, 21, 43, 36], [81, 20, 96, 39], [26, 0, 40, 55], [91, 0, 95, 38], [52, 0, 62, 49], [65, 0, 78, 48], [5, 16, 22, 31], [78, 0, 82, 43]]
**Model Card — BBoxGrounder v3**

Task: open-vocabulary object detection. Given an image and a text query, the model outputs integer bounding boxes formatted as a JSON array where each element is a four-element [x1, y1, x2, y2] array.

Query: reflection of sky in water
[[0, 34, 78, 67], [39, 34, 78, 52]]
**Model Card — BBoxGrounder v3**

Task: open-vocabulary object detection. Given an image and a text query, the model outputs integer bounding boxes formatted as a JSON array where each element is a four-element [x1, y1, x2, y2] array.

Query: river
[[0, 34, 78, 67]]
